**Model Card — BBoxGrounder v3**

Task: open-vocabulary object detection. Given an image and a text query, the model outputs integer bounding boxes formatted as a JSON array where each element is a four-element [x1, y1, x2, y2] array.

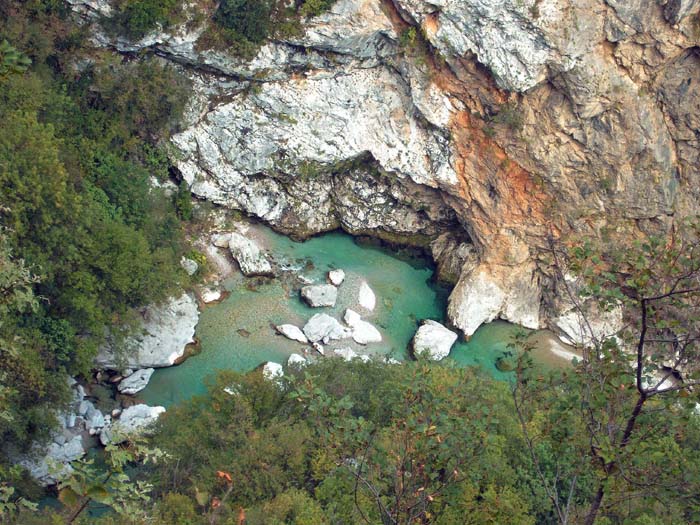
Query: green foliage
[[298, 0, 335, 18], [0, 4, 193, 477], [174, 183, 194, 221], [146, 361, 539, 524], [214, 0, 272, 44], [107, 0, 183, 39], [202, 0, 338, 57], [0, 40, 31, 78]]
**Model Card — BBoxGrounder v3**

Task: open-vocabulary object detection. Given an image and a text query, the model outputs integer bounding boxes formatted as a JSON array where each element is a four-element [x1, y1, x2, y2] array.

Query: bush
[[214, 0, 272, 44], [107, 0, 183, 39]]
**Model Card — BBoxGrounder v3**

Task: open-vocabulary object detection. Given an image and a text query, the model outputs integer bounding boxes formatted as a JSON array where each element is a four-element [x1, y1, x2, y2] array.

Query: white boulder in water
[[411, 320, 458, 361], [301, 284, 338, 307], [95, 293, 199, 369], [118, 368, 155, 395], [201, 287, 222, 303], [228, 232, 273, 276], [276, 324, 309, 344], [262, 361, 284, 381], [344, 309, 382, 345], [100, 404, 165, 446], [358, 281, 376, 311], [303, 313, 352, 343], [328, 269, 345, 286]]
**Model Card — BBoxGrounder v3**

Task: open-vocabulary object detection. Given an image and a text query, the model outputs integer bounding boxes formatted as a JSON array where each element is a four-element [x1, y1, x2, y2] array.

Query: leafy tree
[[513, 221, 700, 524], [0, 40, 31, 78]]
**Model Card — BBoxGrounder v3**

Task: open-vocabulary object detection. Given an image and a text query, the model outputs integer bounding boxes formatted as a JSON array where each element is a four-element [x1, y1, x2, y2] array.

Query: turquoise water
[[139, 228, 567, 407]]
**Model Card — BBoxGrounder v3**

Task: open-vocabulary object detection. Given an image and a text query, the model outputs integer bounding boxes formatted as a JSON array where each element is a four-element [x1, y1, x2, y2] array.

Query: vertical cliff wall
[[70, 0, 700, 338]]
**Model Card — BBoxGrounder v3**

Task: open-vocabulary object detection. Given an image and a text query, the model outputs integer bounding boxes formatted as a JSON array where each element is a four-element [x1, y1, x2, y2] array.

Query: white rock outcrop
[[228, 232, 273, 276], [411, 320, 458, 361], [17, 436, 85, 486], [117, 368, 155, 395], [276, 324, 309, 344], [96, 294, 199, 369]]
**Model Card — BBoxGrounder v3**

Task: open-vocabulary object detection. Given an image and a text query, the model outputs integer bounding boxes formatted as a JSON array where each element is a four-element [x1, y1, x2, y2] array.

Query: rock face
[[301, 284, 338, 307], [411, 320, 458, 361], [303, 313, 352, 343], [96, 294, 199, 369], [276, 324, 309, 343], [17, 436, 85, 486], [228, 232, 273, 276], [118, 368, 155, 395], [71, 0, 700, 336]]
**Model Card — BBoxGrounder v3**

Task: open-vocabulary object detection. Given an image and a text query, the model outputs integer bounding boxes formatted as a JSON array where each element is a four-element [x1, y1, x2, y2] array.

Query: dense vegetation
[[0, 0, 191, 469], [13, 356, 700, 524]]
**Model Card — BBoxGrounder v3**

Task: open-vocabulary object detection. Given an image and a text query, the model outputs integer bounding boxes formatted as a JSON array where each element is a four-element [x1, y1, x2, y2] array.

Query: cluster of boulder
[[273, 269, 384, 367], [15, 379, 164, 486]]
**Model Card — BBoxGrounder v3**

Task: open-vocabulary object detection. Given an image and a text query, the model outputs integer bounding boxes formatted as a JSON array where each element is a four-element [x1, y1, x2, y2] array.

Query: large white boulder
[[301, 284, 337, 307], [100, 404, 165, 446], [358, 281, 376, 311], [228, 231, 273, 276], [411, 320, 458, 361], [303, 313, 352, 343], [96, 294, 199, 369], [276, 324, 309, 344], [118, 368, 155, 395], [344, 309, 382, 345]]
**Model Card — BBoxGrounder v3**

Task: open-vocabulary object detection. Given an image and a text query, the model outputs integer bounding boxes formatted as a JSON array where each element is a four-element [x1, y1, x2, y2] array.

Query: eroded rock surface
[[70, 0, 700, 337], [411, 320, 458, 361]]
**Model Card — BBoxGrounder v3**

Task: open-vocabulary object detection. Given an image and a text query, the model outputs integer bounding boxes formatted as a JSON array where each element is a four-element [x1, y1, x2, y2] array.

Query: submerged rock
[[96, 294, 199, 369], [411, 320, 458, 361], [358, 281, 376, 311], [344, 308, 382, 345], [118, 368, 155, 395], [276, 324, 309, 344], [303, 313, 352, 343], [328, 269, 345, 286], [100, 404, 165, 446], [301, 284, 338, 307], [228, 232, 273, 276]]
